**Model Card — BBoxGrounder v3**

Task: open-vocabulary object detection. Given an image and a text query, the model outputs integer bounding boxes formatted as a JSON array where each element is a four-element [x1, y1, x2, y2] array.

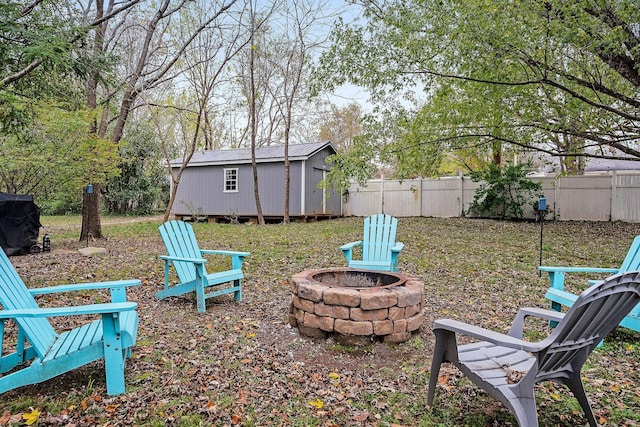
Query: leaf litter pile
[[2, 216, 640, 426]]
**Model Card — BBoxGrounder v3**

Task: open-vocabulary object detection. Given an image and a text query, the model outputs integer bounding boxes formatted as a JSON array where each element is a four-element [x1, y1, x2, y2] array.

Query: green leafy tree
[[104, 125, 168, 215], [468, 164, 542, 220], [317, 0, 640, 181], [0, 1, 110, 133], [0, 105, 120, 214]]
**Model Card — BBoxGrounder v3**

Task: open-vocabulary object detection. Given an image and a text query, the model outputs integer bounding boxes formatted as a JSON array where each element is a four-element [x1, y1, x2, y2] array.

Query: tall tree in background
[[318, 103, 362, 152], [75, 0, 240, 238], [270, 0, 331, 223], [0, 0, 136, 223], [149, 0, 251, 222], [318, 0, 640, 180], [248, 4, 266, 225]]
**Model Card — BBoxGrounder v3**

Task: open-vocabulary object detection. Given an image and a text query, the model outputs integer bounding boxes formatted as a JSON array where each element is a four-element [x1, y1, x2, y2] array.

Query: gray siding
[[171, 145, 340, 217]]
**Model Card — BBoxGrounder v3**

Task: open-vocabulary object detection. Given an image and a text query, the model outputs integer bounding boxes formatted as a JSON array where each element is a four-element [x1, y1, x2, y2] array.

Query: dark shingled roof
[[170, 141, 335, 167]]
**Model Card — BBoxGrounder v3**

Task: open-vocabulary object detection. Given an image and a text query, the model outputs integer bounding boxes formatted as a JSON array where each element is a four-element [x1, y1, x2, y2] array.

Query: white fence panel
[[613, 172, 640, 222], [342, 172, 640, 223], [421, 177, 463, 217], [380, 180, 421, 217], [343, 181, 382, 216], [556, 175, 611, 221]]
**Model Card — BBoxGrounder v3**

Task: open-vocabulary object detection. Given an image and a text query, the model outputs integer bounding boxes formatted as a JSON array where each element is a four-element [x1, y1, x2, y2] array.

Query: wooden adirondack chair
[[427, 270, 640, 427], [340, 214, 404, 271], [540, 235, 640, 334], [0, 249, 140, 396], [158, 220, 250, 313]]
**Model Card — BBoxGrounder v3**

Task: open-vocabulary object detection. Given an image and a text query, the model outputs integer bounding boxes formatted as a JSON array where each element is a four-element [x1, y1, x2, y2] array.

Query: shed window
[[224, 168, 238, 192]]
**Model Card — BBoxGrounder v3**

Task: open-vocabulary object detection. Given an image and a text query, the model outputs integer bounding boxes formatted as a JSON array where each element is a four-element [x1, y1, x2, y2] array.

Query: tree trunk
[[163, 181, 179, 223], [81, 1, 105, 242], [249, 15, 264, 225], [283, 118, 290, 224], [80, 184, 102, 242]]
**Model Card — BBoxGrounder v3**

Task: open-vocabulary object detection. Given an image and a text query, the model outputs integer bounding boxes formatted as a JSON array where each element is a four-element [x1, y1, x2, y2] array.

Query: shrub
[[468, 163, 542, 220]]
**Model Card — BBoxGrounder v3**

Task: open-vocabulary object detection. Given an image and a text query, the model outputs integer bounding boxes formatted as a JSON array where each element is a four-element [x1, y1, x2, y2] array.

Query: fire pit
[[289, 268, 424, 344]]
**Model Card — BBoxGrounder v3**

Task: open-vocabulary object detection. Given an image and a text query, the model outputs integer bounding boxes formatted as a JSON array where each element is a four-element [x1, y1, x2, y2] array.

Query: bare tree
[[235, 1, 279, 225], [75, 0, 239, 239], [235, 0, 334, 223], [317, 103, 363, 152], [139, 1, 253, 222]]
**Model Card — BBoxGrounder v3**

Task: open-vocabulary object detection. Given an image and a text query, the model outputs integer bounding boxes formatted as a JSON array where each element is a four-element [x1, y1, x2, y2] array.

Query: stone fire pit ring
[[289, 268, 425, 345]]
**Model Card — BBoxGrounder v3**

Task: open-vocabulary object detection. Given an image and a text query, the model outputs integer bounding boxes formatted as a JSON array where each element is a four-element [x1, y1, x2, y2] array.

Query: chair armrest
[[201, 250, 249, 270], [340, 241, 362, 263], [201, 250, 250, 258], [0, 302, 138, 319], [29, 279, 141, 295], [433, 318, 543, 353], [538, 266, 619, 290], [160, 255, 207, 264], [339, 241, 362, 251], [391, 242, 404, 253], [507, 307, 565, 338], [538, 266, 619, 274]]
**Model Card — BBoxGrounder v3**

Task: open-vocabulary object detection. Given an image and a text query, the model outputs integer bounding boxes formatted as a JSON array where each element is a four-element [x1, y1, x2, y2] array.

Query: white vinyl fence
[[342, 171, 640, 223]]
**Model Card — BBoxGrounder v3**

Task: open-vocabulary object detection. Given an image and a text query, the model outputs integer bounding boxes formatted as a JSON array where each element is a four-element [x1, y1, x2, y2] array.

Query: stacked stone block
[[289, 268, 425, 344]]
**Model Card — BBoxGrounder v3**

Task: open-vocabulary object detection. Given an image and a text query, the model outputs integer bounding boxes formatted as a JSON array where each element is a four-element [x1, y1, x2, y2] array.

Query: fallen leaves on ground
[[1, 217, 639, 426]]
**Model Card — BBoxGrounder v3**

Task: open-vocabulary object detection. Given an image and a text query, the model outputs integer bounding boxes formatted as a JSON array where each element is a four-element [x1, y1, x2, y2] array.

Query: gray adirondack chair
[[427, 270, 640, 427], [0, 248, 140, 396], [158, 220, 250, 313], [340, 214, 404, 271]]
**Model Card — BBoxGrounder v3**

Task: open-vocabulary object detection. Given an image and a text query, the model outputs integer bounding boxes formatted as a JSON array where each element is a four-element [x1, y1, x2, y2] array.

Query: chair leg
[[427, 329, 455, 406], [504, 388, 539, 427], [234, 279, 242, 301], [102, 315, 126, 395], [0, 365, 44, 394], [196, 282, 206, 313], [564, 373, 598, 427]]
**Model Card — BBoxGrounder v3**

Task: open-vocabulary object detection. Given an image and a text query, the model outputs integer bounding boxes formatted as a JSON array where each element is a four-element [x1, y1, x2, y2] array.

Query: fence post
[[380, 176, 385, 214], [459, 172, 465, 217], [419, 178, 423, 217], [611, 171, 617, 221]]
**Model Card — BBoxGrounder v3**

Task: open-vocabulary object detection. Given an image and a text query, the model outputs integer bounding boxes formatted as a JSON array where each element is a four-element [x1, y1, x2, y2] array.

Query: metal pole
[[539, 216, 543, 277], [538, 196, 546, 277]]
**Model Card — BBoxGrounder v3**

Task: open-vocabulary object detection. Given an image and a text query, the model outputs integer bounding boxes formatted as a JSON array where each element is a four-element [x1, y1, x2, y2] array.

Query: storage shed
[[169, 141, 342, 222]]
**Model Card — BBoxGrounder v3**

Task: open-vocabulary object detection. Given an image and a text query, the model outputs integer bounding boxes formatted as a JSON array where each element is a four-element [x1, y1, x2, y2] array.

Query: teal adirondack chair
[[158, 220, 250, 313], [0, 249, 140, 396], [540, 235, 640, 335], [340, 214, 404, 272]]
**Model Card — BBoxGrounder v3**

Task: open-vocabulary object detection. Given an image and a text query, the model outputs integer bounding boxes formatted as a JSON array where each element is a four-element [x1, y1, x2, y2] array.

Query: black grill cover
[[0, 192, 42, 256]]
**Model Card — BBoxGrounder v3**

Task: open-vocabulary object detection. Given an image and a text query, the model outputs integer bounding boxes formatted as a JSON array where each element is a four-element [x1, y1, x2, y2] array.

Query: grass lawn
[[2, 215, 640, 426]]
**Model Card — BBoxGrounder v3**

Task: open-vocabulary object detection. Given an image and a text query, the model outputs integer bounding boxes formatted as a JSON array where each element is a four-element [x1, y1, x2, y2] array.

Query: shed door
[[310, 167, 326, 214]]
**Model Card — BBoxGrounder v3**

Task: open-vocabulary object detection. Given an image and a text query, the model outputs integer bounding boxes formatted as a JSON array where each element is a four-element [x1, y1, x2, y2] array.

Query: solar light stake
[[538, 196, 546, 277]]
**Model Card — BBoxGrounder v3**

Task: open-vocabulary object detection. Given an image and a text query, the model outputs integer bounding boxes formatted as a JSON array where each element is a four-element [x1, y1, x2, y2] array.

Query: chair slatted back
[[619, 236, 640, 273], [159, 220, 202, 284], [0, 250, 57, 358], [614, 235, 640, 317], [362, 214, 397, 263], [537, 271, 640, 378]]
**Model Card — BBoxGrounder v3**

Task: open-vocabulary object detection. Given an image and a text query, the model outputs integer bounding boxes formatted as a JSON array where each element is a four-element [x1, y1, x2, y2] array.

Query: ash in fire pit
[[289, 268, 424, 345], [311, 270, 404, 288]]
